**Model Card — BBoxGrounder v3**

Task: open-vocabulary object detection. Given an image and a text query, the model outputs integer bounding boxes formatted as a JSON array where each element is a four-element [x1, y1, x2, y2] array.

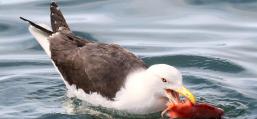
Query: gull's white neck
[[113, 69, 167, 114]]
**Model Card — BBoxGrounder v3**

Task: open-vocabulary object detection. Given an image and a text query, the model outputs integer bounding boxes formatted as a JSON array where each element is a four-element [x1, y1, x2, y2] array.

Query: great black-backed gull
[[20, 1, 195, 114]]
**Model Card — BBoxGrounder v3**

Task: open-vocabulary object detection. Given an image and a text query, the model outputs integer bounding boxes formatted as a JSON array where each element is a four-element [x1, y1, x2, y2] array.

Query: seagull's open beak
[[165, 85, 196, 104], [175, 85, 196, 104]]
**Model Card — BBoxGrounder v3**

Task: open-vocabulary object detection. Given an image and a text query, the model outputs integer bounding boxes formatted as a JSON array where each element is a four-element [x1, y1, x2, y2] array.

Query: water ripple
[[0, 0, 257, 119], [143, 55, 244, 73]]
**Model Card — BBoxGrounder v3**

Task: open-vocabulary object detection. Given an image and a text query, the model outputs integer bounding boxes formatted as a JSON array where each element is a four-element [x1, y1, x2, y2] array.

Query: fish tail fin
[[50, 1, 70, 32]]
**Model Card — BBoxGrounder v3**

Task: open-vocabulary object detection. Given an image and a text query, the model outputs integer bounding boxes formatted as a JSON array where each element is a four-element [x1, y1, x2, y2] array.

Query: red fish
[[162, 89, 224, 119]]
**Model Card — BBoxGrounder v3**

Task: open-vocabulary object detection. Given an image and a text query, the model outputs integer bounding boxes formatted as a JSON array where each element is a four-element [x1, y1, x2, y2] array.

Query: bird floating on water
[[20, 1, 196, 115]]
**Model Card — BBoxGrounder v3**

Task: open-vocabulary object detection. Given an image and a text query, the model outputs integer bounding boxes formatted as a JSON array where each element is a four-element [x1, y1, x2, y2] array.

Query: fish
[[162, 89, 224, 119]]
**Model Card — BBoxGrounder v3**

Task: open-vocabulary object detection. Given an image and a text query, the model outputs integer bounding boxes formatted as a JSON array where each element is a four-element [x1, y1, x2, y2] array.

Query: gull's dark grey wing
[[49, 31, 146, 99], [48, 1, 147, 99], [23, 1, 147, 100]]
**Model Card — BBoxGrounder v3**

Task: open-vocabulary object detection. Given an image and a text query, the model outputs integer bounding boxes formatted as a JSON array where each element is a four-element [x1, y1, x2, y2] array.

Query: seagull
[[20, 1, 195, 114]]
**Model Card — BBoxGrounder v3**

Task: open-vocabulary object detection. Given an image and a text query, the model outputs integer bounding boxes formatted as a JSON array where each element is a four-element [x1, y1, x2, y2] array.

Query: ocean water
[[0, 0, 257, 119]]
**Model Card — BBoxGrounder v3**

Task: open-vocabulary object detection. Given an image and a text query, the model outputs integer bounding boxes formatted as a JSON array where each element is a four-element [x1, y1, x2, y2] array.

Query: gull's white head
[[146, 64, 196, 105], [115, 64, 195, 114]]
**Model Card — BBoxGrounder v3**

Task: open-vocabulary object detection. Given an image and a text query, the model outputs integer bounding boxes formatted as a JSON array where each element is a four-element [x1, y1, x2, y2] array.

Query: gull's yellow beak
[[175, 85, 196, 104]]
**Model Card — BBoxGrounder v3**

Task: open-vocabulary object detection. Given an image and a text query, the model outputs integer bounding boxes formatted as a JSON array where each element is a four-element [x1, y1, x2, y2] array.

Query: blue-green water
[[1, 0, 257, 119]]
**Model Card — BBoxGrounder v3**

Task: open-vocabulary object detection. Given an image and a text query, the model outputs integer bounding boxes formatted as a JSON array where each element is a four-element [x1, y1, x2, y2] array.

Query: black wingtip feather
[[20, 17, 27, 22], [20, 17, 53, 35]]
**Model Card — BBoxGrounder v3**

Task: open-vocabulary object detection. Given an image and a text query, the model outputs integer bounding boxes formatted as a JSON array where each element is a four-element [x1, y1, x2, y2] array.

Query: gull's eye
[[161, 78, 167, 83]]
